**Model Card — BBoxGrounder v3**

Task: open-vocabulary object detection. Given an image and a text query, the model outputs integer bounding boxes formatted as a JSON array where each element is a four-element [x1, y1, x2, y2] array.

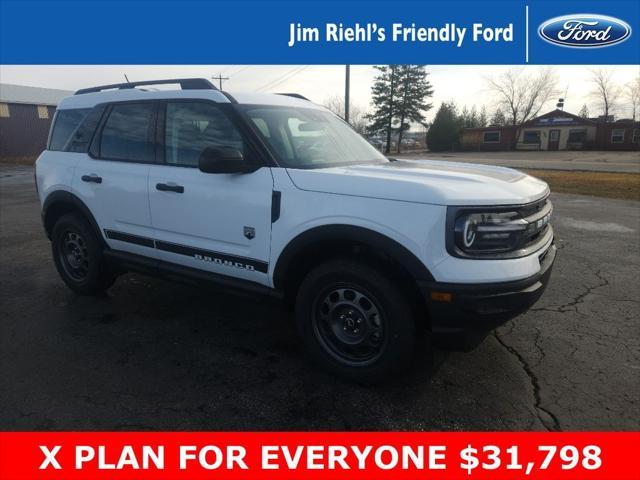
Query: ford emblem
[[539, 14, 631, 48]]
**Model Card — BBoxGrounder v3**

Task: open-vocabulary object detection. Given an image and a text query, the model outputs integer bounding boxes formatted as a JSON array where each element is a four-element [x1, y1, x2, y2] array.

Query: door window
[[165, 102, 245, 167], [99, 103, 155, 163]]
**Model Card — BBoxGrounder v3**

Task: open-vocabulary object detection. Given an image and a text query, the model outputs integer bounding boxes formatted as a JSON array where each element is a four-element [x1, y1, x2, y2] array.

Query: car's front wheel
[[51, 213, 116, 295], [295, 259, 416, 383]]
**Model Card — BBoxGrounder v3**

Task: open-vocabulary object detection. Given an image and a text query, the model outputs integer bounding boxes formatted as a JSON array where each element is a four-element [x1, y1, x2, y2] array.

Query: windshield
[[240, 105, 388, 169]]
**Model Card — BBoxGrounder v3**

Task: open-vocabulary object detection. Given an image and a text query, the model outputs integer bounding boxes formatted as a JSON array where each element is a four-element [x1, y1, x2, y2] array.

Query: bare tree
[[589, 68, 621, 121], [625, 74, 640, 121], [485, 67, 560, 126], [323, 95, 368, 134]]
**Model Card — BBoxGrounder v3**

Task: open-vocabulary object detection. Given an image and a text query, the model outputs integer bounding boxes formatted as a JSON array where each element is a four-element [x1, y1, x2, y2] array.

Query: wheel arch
[[273, 224, 433, 312], [42, 190, 105, 246]]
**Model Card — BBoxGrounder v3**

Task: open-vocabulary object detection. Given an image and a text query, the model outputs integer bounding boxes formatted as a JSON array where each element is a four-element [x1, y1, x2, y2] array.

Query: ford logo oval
[[539, 14, 631, 48]]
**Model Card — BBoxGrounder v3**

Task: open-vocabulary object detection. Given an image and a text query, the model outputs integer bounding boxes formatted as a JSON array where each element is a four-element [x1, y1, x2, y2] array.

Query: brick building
[[461, 109, 639, 152]]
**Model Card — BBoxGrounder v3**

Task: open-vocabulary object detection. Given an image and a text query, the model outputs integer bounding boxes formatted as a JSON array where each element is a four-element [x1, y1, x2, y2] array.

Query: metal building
[[0, 84, 72, 161]]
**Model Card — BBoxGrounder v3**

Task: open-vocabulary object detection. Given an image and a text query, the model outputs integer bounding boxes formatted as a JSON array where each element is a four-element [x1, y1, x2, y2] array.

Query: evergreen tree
[[490, 108, 507, 126], [426, 102, 460, 152], [459, 106, 470, 127], [478, 106, 488, 127], [468, 105, 478, 128], [368, 65, 433, 154], [367, 65, 401, 154], [394, 65, 433, 153]]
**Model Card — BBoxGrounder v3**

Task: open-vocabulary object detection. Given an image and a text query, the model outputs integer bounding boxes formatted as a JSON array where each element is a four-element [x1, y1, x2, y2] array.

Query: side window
[[483, 131, 500, 143], [611, 129, 625, 143], [165, 102, 245, 167], [522, 130, 540, 144], [48, 108, 91, 151], [70, 104, 107, 153], [99, 103, 155, 162]]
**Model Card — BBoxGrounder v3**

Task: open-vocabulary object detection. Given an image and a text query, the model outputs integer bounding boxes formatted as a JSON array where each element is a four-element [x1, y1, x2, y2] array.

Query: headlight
[[447, 198, 553, 259], [455, 211, 528, 253]]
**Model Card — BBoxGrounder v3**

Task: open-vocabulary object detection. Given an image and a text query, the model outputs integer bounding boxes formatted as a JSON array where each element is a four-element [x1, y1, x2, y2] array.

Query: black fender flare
[[42, 190, 104, 245], [272, 224, 434, 289]]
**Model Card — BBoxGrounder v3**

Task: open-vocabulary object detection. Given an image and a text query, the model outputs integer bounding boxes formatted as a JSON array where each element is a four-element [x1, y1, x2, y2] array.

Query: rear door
[[72, 101, 157, 257], [148, 100, 274, 286]]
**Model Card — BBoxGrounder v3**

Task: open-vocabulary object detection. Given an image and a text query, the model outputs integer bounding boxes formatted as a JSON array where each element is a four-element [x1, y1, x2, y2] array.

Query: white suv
[[36, 78, 555, 382]]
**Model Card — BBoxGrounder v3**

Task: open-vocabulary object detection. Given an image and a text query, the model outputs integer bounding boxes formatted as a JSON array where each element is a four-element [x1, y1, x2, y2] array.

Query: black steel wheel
[[51, 213, 116, 295], [312, 285, 387, 366], [296, 259, 416, 383], [58, 230, 90, 281]]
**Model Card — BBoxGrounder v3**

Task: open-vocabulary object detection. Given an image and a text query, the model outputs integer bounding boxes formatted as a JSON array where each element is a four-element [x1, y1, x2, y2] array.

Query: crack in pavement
[[531, 326, 546, 368], [494, 268, 614, 431], [493, 329, 562, 432], [531, 268, 610, 314]]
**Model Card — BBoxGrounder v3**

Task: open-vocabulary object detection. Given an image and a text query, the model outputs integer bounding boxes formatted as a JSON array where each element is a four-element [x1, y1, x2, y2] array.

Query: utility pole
[[344, 65, 350, 123], [212, 74, 230, 90]]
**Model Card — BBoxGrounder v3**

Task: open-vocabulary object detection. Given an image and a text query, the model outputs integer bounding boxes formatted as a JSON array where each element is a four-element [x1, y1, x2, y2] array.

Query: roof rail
[[276, 93, 310, 101], [75, 78, 217, 95]]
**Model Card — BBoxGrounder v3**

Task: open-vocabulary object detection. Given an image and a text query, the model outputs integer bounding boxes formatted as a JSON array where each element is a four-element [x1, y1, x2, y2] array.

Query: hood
[[286, 159, 549, 206]]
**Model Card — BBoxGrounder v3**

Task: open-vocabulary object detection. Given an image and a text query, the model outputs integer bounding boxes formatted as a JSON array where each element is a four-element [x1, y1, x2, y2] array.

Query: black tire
[[295, 259, 416, 383], [51, 213, 116, 295]]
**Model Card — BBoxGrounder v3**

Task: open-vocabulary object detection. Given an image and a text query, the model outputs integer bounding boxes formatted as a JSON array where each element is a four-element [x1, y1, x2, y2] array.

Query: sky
[[1, 65, 638, 125]]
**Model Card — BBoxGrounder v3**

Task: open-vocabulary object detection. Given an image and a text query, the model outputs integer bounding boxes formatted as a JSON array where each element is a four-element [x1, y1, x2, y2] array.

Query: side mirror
[[198, 146, 248, 174]]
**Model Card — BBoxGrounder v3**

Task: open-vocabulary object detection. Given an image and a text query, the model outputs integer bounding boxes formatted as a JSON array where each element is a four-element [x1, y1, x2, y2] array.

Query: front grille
[[518, 197, 553, 252]]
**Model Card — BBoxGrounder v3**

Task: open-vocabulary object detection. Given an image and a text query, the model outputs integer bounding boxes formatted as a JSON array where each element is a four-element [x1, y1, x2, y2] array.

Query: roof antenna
[[124, 74, 130, 83]]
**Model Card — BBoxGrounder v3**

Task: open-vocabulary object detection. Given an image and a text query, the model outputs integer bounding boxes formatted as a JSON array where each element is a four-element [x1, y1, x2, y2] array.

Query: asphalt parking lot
[[1, 164, 638, 431]]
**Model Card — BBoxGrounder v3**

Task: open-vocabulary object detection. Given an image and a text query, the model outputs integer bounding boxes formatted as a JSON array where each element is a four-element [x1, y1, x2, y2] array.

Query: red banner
[[1, 432, 638, 480]]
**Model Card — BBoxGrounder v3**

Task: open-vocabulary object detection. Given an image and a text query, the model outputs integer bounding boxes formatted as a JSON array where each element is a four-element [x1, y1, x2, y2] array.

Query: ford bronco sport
[[36, 78, 555, 382]]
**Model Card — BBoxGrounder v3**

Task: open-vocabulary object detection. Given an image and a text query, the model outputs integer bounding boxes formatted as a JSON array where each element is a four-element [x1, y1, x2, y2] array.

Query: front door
[[148, 101, 274, 286], [548, 129, 560, 150]]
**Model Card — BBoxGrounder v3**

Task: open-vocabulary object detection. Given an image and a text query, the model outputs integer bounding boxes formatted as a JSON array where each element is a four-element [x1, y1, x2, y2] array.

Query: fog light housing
[[430, 291, 453, 302]]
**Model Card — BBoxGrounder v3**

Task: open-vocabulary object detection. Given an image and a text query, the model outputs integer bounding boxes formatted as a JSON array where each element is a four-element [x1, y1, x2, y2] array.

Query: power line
[[229, 65, 251, 77], [255, 66, 303, 92], [256, 66, 309, 92], [267, 66, 308, 90]]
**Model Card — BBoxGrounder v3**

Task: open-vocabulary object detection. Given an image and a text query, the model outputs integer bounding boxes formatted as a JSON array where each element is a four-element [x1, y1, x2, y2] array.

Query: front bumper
[[419, 242, 556, 338]]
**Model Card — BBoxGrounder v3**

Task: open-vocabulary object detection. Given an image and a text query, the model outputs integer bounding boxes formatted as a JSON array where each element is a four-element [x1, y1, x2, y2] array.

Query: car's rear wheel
[[295, 259, 415, 383], [52, 213, 116, 295]]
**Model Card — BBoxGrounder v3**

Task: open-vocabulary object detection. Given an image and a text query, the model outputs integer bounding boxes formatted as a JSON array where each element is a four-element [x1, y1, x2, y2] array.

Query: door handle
[[156, 182, 184, 193], [81, 174, 102, 184]]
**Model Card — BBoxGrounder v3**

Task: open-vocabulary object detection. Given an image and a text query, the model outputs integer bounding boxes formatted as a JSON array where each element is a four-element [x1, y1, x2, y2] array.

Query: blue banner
[[0, 0, 638, 64]]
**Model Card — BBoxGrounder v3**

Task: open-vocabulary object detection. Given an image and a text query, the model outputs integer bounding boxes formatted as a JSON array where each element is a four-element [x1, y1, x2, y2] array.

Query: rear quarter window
[[48, 108, 91, 151]]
